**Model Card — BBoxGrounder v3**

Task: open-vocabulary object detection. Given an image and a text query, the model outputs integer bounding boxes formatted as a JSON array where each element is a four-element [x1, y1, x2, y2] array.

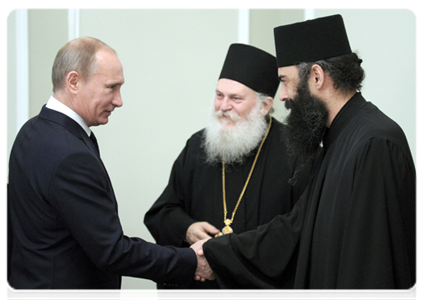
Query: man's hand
[[185, 222, 220, 245], [190, 239, 215, 281]]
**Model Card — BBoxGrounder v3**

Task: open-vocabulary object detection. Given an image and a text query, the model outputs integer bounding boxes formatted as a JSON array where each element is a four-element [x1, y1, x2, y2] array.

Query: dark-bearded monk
[[200, 15, 416, 289], [144, 43, 310, 289]]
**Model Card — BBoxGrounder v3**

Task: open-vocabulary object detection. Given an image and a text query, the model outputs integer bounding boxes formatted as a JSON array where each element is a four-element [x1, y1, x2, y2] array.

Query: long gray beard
[[202, 104, 268, 165]]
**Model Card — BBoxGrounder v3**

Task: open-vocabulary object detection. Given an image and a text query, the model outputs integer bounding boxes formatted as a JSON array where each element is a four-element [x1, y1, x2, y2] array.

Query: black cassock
[[144, 117, 310, 289], [203, 93, 416, 289]]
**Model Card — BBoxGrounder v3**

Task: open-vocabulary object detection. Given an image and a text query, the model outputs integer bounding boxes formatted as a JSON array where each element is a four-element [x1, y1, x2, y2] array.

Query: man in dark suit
[[7, 37, 213, 289]]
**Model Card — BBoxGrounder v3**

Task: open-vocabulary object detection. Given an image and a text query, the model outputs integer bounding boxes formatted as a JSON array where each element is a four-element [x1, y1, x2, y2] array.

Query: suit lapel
[[39, 105, 99, 158], [39, 105, 119, 210]]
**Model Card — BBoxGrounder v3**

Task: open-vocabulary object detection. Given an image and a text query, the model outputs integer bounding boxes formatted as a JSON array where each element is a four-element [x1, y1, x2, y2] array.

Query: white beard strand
[[202, 103, 268, 165]]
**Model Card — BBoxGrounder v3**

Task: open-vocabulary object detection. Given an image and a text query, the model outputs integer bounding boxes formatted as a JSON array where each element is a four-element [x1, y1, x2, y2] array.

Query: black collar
[[323, 93, 367, 151]]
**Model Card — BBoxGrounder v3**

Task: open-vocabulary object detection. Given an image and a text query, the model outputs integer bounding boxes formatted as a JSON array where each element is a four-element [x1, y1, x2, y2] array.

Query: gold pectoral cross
[[222, 219, 233, 234], [215, 118, 272, 239], [214, 219, 234, 237]]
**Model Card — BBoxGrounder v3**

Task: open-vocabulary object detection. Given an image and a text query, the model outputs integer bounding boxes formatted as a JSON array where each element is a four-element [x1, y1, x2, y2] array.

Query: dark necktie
[[90, 132, 100, 156]]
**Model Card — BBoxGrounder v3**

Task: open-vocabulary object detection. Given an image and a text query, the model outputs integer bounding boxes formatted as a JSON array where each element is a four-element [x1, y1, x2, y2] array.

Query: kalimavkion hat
[[219, 43, 279, 98], [274, 14, 352, 68]]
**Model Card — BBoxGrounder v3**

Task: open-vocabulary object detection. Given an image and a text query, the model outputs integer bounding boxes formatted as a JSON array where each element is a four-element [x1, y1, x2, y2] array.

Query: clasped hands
[[187, 222, 220, 282]]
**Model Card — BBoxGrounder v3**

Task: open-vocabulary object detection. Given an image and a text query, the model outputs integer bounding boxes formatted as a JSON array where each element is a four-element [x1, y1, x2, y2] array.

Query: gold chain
[[216, 117, 272, 236]]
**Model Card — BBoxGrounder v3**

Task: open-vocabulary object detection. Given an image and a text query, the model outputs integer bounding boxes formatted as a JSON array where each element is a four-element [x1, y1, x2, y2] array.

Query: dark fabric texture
[[274, 14, 352, 67], [144, 117, 310, 289], [8, 105, 197, 289], [203, 94, 416, 289], [219, 43, 279, 97]]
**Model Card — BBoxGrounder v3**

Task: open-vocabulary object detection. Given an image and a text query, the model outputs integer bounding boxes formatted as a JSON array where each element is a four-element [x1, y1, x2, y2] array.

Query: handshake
[[186, 221, 224, 282], [190, 239, 215, 281]]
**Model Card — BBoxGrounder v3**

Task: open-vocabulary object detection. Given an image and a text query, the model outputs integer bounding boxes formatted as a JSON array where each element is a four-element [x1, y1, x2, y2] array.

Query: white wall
[[7, 9, 416, 291], [314, 9, 416, 159], [7, 11, 18, 160], [79, 9, 239, 289]]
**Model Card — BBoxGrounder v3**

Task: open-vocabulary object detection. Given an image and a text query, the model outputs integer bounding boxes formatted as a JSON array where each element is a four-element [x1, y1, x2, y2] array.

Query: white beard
[[202, 102, 268, 165]]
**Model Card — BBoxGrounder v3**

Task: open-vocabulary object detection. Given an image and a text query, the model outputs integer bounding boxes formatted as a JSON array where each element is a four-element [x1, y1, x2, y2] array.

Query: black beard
[[283, 81, 328, 182]]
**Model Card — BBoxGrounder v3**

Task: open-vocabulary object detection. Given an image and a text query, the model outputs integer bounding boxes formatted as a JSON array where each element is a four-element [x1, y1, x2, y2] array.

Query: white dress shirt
[[46, 96, 91, 137]]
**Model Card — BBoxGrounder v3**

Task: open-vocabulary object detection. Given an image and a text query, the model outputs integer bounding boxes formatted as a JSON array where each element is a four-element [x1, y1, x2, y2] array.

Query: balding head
[[52, 37, 116, 93]]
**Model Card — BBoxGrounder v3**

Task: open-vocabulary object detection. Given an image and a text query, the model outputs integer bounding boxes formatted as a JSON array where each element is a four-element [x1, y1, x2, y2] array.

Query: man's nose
[[220, 97, 232, 111], [279, 86, 289, 102]]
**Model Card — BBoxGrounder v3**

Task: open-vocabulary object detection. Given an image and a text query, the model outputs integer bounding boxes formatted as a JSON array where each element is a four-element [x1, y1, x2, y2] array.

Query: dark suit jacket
[[8, 105, 196, 289]]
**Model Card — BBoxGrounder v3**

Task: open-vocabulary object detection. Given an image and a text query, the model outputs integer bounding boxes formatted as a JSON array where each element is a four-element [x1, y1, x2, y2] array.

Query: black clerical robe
[[203, 93, 416, 289], [144, 117, 310, 288]]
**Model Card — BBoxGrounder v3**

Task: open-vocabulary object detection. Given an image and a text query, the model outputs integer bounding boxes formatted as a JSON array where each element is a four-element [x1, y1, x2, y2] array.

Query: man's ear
[[66, 71, 80, 95], [310, 64, 326, 90], [261, 96, 274, 115]]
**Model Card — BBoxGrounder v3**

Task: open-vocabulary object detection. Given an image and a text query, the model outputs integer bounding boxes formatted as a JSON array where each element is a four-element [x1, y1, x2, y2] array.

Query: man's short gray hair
[[256, 92, 274, 115], [52, 37, 116, 93]]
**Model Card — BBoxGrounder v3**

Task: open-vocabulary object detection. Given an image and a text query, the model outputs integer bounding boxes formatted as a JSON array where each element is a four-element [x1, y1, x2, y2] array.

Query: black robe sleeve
[[144, 141, 196, 247], [203, 135, 415, 289], [202, 191, 309, 288], [330, 136, 416, 288]]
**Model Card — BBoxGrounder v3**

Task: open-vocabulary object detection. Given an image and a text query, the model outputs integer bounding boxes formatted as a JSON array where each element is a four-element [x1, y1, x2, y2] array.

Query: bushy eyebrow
[[215, 89, 243, 98], [278, 75, 287, 82]]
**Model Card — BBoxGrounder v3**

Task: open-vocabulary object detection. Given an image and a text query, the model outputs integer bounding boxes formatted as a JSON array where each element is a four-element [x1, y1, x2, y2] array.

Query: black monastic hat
[[274, 14, 352, 68], [219, 43, 279, 98]]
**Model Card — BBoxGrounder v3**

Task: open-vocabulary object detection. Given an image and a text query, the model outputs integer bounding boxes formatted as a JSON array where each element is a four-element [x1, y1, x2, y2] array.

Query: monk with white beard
[[203, 79, 272, 165], [144, 43, 310, 289]]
